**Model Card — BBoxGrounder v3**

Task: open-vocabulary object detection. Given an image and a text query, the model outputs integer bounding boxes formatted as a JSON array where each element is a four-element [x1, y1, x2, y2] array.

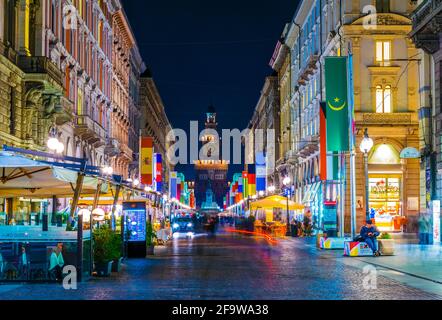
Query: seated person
[[360, 220, 381, 257], [18, 245, 29, 280], [49, 243, 65, 281]]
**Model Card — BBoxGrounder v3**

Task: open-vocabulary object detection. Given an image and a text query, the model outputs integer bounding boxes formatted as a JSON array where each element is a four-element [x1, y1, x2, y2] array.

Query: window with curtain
[[376, 85, 392, 113]]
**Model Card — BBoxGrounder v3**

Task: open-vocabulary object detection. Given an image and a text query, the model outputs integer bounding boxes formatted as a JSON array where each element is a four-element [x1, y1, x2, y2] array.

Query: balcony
[[285, 150, 298, 165], [104, 138, 120, 157], [298, 135, 319, 158], [74, 115, 107, 147], [410, 0, 442, 54], [119, 143, 133, 161], [297, 55, 319, 86], [17, 56, 63, 88]]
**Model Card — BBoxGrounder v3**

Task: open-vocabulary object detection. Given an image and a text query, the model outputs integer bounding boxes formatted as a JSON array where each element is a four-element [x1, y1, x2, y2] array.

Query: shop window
[[369, 144, 400, 165], [375, 41, 391, 66], [375, 85, 392, 113]]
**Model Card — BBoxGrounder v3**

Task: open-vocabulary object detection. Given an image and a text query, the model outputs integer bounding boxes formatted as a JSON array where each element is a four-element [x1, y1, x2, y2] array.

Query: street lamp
[[359, 128, 374, 221], [101, 165, 113, 176], [283, 177, 291, 236], [47, 137, 65, 154]]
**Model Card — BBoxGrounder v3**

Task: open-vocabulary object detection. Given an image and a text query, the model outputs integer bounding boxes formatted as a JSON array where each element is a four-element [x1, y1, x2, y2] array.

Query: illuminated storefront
[[368, 144, 406, 232]]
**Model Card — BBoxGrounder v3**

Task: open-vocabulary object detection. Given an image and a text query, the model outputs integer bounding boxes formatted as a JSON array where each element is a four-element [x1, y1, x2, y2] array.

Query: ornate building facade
[[139, 68, 174, 194], [247, 74, 280, 188], [270, 25, 296, 192], [268, 0, 422, 232], [0, 0, 146, 180], [410, 0, 442, 214]]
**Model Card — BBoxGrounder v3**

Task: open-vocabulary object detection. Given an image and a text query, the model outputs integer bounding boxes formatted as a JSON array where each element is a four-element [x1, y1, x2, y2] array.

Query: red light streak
[[224, 228, 278, 245]]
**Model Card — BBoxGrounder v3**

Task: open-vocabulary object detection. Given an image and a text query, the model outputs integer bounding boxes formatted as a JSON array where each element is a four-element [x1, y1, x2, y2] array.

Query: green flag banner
[[325, 57, 349, 152]]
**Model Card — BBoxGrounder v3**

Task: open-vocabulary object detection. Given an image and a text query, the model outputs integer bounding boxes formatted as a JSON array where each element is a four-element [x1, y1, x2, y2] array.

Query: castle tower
[[194, 105, 229, 209]]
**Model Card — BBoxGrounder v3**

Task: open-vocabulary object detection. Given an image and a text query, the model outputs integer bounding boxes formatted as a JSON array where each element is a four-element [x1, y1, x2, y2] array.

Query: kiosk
[[123, 201, 147, 258]]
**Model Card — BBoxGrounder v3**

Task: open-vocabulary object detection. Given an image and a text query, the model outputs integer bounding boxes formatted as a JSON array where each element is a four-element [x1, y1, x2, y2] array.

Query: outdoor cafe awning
[[250, 195, 305, 211], [0, 152, 108, 198]]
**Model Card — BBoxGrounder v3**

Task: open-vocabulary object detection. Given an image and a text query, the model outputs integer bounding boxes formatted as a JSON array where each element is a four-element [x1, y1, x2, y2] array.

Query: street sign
[[400, 147, 420, 159]]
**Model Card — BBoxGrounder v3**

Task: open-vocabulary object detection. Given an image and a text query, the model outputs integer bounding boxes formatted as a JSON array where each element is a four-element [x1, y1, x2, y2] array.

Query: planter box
[[154, 245, 168, 256], [146, 245, 155, 256], [95, 261, 113, 277], [111, 257, 123, 273], [344, 241, 373, 257], [378, 239, 395, 256]]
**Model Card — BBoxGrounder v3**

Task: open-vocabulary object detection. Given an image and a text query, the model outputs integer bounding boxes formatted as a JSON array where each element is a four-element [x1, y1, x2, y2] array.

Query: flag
[[155, 153, 162, 192], [247, 164, 256, 196], [320, 102, 327, 181], [255, 152, 266, 192], [242, 171, 248, 199], [169, 171, 177, 199], [325, 57, 349, 152], [140, 137, 153, 185]]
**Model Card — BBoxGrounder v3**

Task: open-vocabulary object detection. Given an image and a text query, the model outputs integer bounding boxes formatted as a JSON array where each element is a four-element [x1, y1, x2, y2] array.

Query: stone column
[[17, 0, 31, 56], [0, 0, 5, 43]]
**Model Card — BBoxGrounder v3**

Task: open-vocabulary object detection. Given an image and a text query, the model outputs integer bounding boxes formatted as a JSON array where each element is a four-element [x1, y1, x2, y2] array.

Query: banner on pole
[[140, 137, 154, 185], [169, 171, 177, 199], [256, 152, 266, 192], [325, 57, 350, 152]]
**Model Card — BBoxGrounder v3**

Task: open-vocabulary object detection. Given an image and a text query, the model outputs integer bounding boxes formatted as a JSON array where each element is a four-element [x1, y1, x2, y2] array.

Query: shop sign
[[432, 200, 440, 244], [400, 147, 420, 159]]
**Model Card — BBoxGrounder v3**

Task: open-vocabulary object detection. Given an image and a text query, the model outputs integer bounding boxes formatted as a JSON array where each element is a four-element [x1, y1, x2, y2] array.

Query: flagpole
[[348, 51, 357, 239]]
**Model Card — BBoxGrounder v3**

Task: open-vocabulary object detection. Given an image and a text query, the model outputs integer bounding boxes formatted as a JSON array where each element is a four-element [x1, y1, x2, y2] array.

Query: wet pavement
[[0, 232, 440, 300]]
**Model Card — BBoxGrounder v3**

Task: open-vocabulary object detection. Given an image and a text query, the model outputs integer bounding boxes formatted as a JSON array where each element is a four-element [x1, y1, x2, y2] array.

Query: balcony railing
[[411, 0, 442, 27], [74, 115, 107, 146], [16, 56, 63, 87], [105, 138, 120, 157], [298, 135, 319, 158]]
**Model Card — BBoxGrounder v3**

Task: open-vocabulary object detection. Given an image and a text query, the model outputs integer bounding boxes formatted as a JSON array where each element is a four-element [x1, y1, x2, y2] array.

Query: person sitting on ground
[[49, 243, 65, 281], [360, 220, 381, 257]]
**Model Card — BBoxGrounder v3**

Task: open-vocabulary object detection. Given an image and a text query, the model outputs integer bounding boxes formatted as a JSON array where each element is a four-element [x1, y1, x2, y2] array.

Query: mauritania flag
[[325, 57, 349, 152]]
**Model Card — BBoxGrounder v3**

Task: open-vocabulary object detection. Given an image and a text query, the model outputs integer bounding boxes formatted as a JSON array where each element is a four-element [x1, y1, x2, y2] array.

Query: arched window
[[376, 85, 392, 113]]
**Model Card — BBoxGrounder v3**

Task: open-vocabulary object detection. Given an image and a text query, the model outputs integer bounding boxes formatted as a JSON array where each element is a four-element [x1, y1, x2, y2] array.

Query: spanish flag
[[140, 137, 153, 185]]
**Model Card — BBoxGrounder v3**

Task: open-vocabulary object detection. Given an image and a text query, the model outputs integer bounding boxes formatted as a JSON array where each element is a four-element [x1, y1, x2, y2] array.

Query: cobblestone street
[[0, 234, 440, 300]]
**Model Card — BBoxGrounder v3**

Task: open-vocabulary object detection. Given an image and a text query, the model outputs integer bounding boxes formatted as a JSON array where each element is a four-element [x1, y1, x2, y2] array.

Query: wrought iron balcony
[[410, 0, 442, 54], [285, 150, 298, 165], [17, 56, 63, 87], [74, 115, 107, 147], [119, 142, 133, 161], [298, 135, 319, 158], [104, 138, 120, 157]]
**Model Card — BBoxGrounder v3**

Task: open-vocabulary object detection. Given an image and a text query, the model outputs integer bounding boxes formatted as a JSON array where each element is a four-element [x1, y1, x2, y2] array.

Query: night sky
[[122, 0, 300, 179]]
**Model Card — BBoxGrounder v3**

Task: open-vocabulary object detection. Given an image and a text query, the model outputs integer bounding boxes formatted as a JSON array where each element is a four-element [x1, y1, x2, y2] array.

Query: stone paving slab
[[0, 234, 440, 300]]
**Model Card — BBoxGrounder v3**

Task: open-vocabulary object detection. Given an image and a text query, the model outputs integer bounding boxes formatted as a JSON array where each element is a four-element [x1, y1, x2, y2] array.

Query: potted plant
[[146, 221, 157, 256], [93, 225, 114, 276], [378, 232, 395, 256], [109, 231, 123, 272]]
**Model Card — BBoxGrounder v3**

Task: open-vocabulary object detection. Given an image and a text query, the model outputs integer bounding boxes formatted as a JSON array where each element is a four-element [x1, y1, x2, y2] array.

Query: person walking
[[418, 214, 430, 245]]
